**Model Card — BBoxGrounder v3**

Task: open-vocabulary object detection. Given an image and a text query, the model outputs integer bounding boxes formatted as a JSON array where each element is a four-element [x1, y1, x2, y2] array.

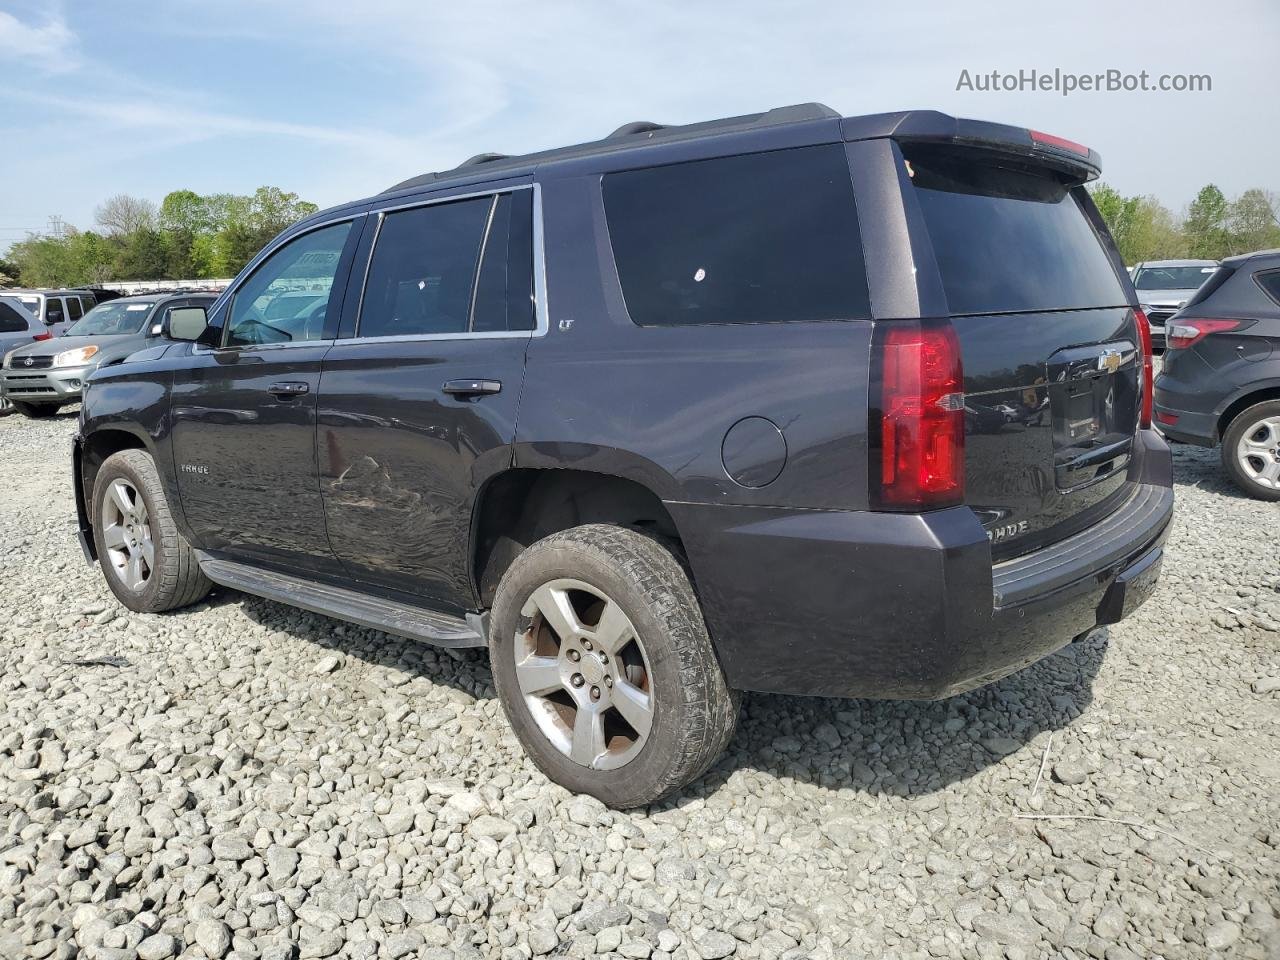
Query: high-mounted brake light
[[1030, 129, 1091, 158], [1166, 318, 1245, 351], [872, 321, 965, 509], [1134, 309, 1153, 429]]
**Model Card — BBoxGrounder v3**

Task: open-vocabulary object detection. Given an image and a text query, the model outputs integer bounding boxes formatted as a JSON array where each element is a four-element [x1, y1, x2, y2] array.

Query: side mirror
[[165, 306, 210, 343]]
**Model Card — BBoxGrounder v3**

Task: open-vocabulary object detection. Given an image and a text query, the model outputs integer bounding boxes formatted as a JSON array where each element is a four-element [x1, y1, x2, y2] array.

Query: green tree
[[0, 256, 21, 286], [114, 229, 168, 280], [1184, 184, 1232, 259], [159, 189, 213, 235], [1228, 189, 1280, 255]]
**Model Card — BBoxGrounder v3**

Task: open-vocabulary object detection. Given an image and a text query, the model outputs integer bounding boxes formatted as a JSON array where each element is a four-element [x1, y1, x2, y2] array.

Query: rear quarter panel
[[516, 171, 872, 510]]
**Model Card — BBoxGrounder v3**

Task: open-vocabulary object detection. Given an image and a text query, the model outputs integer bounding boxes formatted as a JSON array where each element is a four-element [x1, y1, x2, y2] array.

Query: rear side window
[[0, 302, 28, 333], [1254, 270, 1280, 307], [603, 145, 871, 326], [906, 147, 1125, 315]]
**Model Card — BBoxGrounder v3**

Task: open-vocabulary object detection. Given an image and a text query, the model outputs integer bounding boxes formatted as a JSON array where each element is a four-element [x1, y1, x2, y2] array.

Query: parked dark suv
[[73, 104, 1173, 806], [1154, 249, 1280, 500]]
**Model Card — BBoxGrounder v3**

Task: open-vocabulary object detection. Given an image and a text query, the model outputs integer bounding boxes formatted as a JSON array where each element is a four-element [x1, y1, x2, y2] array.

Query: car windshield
[[1134, 265, 1216, 290], [66, 301, 156, 336]]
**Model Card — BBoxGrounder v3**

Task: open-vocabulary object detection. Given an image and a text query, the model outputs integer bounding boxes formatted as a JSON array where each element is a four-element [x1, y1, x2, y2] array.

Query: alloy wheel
[[514, 578, 654, 770], [1236, 414, 1280, 490], [101, 479, 154, 590]]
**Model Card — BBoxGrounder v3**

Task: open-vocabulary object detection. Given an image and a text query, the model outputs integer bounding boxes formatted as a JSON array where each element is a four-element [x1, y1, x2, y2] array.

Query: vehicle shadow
[[1168, 441, 1254, 502], [670, 628, 1107, 805], [229, 585, 1107, 802]]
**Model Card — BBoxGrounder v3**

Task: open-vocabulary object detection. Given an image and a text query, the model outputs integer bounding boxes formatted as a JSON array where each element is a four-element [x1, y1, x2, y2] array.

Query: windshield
[[66, 301, 156, 336], [1134, 265, 1216, 291]]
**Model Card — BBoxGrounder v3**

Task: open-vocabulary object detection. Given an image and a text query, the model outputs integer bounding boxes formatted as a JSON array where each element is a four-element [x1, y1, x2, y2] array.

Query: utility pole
[[47, 215, 65, 238]]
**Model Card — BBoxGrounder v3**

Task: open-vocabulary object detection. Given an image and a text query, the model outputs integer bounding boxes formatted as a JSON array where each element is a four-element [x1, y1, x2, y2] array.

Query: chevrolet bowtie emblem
[[1098, 349, 1122, 374]]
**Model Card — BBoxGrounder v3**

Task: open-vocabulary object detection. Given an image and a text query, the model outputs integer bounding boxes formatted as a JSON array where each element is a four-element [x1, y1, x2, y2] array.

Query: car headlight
[[53, 345, 99, 368]]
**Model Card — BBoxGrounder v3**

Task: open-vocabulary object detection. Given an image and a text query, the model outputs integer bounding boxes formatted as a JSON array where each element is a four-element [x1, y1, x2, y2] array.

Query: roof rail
[[607, 120, 666, 139], [456, 152, 510, 169]]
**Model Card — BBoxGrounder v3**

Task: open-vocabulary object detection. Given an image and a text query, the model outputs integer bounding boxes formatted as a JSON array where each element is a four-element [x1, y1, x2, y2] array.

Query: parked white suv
[[5, 289, 99, 338]]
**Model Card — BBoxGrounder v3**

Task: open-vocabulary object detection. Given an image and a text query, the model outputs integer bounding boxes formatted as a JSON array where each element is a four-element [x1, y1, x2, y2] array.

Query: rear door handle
[[268, 381, 309, 398], [442, 379, 502, 397]]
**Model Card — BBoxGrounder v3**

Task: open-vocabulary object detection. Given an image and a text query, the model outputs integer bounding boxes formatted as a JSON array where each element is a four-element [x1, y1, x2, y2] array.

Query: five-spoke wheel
[[100, 478, 155, 591], [515, 578, 654, 770], [1223, 400, 1280, 501], [489, 524, 739, 808]]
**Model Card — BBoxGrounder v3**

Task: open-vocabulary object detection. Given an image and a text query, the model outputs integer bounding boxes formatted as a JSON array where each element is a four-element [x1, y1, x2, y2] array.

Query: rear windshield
[[1183, 266, 1236, 308], [1134, 265, 1216, 290], [603, 144, 871, 326], [906, 148, 1125, 315]]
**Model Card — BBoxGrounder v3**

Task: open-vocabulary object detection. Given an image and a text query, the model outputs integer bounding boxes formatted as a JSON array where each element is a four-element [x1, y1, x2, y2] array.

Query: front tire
[[12, 401, 60, 418], [489, 524, 739, 808], [1221, 400, 1280, 501], [91, 449, 212, 612]]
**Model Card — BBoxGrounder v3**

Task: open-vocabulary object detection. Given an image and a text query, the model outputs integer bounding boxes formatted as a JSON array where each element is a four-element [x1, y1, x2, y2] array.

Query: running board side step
[[197, 555, 486, 648]]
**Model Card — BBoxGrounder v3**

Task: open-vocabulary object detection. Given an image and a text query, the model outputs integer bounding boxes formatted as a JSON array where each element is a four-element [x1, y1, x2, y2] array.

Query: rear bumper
[[1153, 380, 1219, 447], [671, 429, 1173, 700]]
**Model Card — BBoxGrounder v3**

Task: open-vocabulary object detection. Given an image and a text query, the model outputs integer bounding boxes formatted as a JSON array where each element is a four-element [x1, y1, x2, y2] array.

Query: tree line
[[1, 187, 319, 288], [1089, 183, 1280, 265]]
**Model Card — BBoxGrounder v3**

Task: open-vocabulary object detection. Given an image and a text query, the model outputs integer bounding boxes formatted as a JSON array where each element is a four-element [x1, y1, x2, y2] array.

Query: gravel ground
[[1, 407, 1277, 960]]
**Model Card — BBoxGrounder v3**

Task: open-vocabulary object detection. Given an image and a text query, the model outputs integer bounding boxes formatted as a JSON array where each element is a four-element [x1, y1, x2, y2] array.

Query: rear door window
[[67, 296, 83, 321], [359, 190, 535, 338], [603, 144, 871, 326], [905, 147, 1126, 315]]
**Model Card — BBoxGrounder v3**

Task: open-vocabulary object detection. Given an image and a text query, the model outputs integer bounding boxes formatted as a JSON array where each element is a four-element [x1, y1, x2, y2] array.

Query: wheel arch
[[1216, 381, 1280, 440], [79, 427, 154, 523], [470, 467, 686, 609]]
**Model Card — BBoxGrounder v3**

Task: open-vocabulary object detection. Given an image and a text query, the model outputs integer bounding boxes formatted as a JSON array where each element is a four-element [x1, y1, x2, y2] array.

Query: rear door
[[899, 143, 1140, 559], [169, 218, 363, 574], [316, 185, 537, 611]]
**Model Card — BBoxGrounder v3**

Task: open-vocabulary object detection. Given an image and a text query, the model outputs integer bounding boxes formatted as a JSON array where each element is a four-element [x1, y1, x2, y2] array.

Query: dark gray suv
[[1154, 249, 1280, 499], [72, 104, 1173, 806]]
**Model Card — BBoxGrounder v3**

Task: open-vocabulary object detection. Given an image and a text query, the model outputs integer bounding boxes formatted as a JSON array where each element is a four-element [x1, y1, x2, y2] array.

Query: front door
[[169, 218, 363, 573], [318, 187, 538, 610]]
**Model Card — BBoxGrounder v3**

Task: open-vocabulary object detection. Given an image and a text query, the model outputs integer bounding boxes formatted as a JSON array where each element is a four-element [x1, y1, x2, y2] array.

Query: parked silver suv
[[1, 293, 215, 417], [1131, 260, 1218, 349]]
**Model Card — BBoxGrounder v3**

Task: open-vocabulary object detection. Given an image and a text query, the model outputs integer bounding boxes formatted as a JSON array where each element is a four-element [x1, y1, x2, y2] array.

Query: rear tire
[[489, 524, 739, 808], [12, 401, 60, 418], [91, 449, 213, 612], [1221, 400, 1280, 501]]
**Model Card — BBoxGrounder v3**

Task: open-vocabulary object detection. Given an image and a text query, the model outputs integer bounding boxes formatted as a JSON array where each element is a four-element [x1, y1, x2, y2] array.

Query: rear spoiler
[[841, 110, 1102, 183]]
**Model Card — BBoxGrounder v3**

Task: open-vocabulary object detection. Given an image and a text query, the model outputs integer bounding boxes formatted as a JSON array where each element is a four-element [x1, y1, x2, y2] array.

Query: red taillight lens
[[1134, 309, 1153, 429], [33, 331, 52, 341], [873, 321, 965, 509], [1165, 318, 1245, 351]]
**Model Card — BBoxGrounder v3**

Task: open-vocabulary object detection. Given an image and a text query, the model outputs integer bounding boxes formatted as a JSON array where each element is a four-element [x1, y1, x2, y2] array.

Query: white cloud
[[0, 9, 77, 71]]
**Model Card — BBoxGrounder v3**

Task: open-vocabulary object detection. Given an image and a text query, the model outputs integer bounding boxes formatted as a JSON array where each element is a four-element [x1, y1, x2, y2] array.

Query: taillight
[[33, 331, 52, 341], [1134, 309, 1153, 429], [872, 320, 965, 510], [1166, 318, 1245, 351]]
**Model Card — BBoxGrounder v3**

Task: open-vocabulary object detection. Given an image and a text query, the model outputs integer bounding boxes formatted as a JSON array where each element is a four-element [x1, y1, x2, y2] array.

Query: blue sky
[[1, 0, 1277, 250]]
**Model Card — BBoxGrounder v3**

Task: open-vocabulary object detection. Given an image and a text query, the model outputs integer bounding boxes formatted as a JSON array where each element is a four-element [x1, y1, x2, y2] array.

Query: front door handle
[[268, 381, 309, 398], [442, 379, 502, 398]]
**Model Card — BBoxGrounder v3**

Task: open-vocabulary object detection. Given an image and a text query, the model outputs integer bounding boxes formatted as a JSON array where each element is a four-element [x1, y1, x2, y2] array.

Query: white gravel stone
[[0, 409, 1276, 960]]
